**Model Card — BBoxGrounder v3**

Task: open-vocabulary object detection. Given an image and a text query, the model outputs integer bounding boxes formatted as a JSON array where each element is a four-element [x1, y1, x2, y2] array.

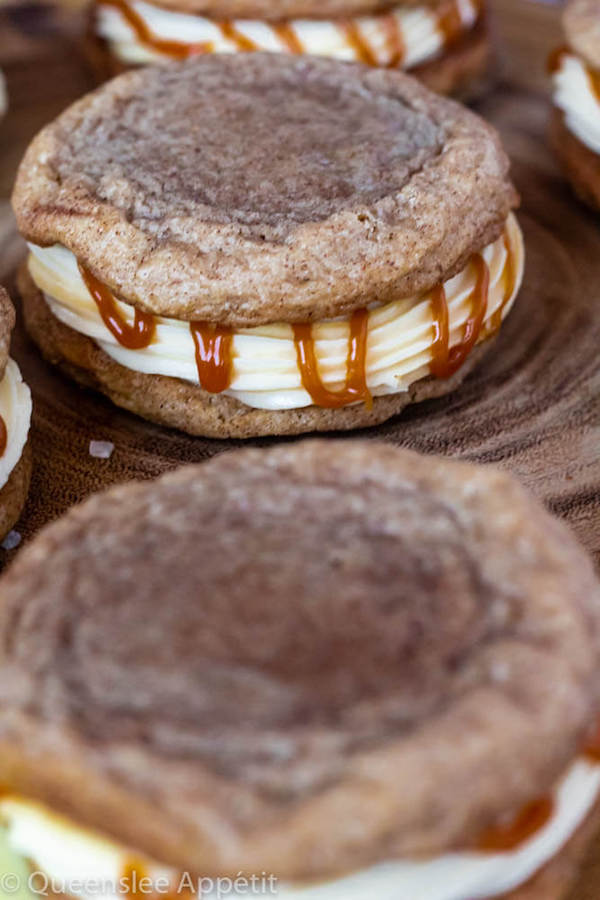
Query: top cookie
[[564, 0, 600, 68], [0, 440, 597, 881], [13, 54, 517, 327], [0, 287, 16, 381]]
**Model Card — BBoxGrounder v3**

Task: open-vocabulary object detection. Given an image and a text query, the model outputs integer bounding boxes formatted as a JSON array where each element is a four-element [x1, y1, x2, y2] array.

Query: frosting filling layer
[[0, 359, 32, 491], [552, 50, 600, 155], [93, 0, 481, 70], [0, 756, 598, 900], [27, 213, 524, 413]]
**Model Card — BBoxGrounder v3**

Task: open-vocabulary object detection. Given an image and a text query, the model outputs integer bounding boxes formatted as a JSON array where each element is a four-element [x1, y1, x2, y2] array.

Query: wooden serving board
[[1, 2, 600, 895]]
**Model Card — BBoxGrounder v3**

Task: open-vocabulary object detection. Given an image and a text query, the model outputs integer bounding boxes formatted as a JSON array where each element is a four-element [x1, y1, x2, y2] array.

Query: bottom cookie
[[500, 794, 600, 899], [0, 443, 31, 542], [20, 264, 497, 440], [551, 109, 600, 212]]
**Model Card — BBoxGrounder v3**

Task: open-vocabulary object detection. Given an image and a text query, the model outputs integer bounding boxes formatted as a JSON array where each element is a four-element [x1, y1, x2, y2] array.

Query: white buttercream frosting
[[552, 51, 600, 155], [0, 757, 598, 900], [0, 359, 32, 491], [27, 213, 524, 413], [94, 0, 480, 70]]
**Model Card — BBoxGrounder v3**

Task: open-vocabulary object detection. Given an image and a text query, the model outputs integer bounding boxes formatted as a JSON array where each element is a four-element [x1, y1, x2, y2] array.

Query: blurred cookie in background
[[87, 0, 491, 98], [0, 288, 32, 543], [550, 0, 600, 210]]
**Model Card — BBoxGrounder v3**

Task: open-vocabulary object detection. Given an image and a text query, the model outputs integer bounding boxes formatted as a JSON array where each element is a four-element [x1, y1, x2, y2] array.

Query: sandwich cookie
[[550, 0, 600, 209], [0, 440, 599, 900], [88, 0, 490, 98], [0, 288, 32, 542], [13, 54, 523, 439]]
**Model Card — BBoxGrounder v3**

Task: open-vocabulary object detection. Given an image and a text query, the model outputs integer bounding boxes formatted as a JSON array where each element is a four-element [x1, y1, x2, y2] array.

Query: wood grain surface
[[1, 1, 600, 896]]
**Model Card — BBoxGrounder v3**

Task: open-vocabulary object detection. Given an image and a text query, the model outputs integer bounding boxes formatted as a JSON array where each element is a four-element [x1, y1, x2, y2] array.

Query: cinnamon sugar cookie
[[0, 440, 598, 900], [13, 54, 522, 438]]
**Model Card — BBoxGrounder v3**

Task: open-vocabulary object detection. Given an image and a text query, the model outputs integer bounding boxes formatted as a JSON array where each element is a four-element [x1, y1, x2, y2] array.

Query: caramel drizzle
[[547, 44, 568, 75], [437, 0, 466, 46], [293, 308, 372, 409], [339, 21, 378, 67], [0, 416, 7, 459], [123, 862, 192, 900], [476, 797, 555, 853], [189, 322, 234, 394], [583, 721, 600, 762], [122, 861, 149, 899], [98, 0, 213, 57], [79, 265, 156, 350], [219, 21, 259, 52], [548, 45, 600, 103], [475, 716, 600, 852], [383, 12, 405, 68], [430, 253, 490, 380], [274, 23, 304, 55]]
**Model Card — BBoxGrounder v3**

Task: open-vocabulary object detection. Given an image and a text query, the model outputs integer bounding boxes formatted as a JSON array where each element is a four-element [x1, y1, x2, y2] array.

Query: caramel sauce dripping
[[293, 308, 372, 409], [274, 22, 304, 54], [429, 283, 450, 379], [79, 265, 156, 350], [547, 44, 568, 75], [341, 21, 378, 67], [122, 861, 190, 900], [122, 861, 151, 899], [585, 65, 600, 103], [219, 21, 259, 51], [430, 253, 489, 379], [583, 721, 600, 761], [383, 12, 405, 68], [189, 322, 234, 394], [99, 0, 213, 57], [0, 416, 7, 459], [476, 797, 554, 853], [547, 45, 600, 103], [437, 0, 465, 46]]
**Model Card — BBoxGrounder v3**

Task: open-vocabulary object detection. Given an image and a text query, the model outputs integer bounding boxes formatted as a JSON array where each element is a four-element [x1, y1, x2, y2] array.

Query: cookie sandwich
[[550, 0, 600, 209], [0, 288, 32, 542], [14, 54, 523, 439], [89, 0, 489, 97], [0, 440, 599, 900]]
